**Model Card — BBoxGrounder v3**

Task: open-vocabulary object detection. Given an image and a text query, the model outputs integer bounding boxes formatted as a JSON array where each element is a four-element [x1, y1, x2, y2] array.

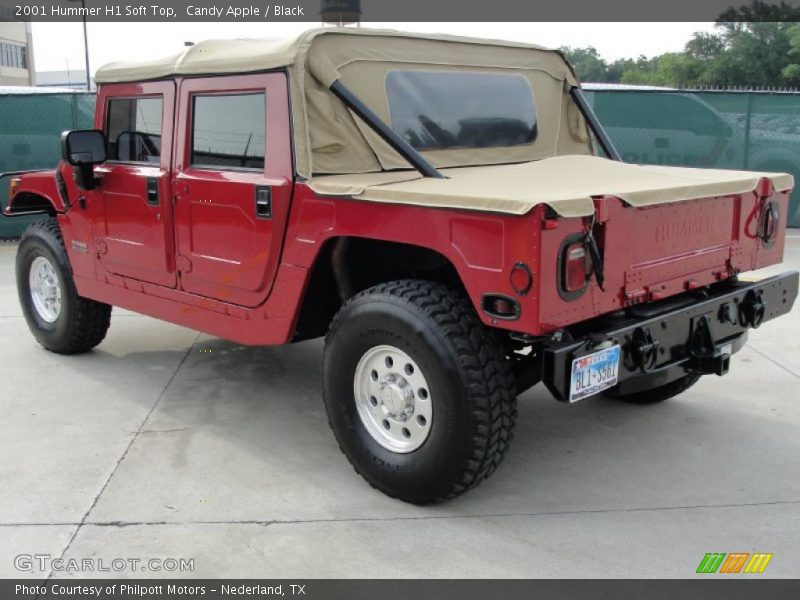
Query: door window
[[106, 97, 163, 163], [190, 93, 266, 170]]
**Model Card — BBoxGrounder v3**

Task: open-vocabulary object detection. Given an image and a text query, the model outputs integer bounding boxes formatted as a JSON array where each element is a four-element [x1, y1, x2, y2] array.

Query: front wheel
[[323, 280, 517, 504], [16, 218, 111, 354]]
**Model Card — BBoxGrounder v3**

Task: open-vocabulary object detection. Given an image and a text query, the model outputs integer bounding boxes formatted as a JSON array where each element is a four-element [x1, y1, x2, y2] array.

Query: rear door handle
[[255, 186, 272, 219], [146, 177, 159, 205]]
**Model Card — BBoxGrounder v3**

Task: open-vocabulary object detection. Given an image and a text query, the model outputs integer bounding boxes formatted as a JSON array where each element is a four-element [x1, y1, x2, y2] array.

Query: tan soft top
[[310, 155, 794, 217], [94, 28, 570, 86], [95, 28, 588, 178], [95, 29, 792, 216]]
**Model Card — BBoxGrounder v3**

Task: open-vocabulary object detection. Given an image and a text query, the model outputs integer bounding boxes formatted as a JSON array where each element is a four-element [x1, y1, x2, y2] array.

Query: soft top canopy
[[94, 28, 588, 178], [94, 28, 572, 85]]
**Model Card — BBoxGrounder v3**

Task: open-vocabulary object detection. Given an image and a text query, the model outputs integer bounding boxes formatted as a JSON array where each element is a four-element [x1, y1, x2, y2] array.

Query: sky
[[31, 21, 718, 75]]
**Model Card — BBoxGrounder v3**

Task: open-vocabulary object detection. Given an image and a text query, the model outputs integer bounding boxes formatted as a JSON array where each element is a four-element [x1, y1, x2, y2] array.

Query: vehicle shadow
[[80, 332, 800, 521]]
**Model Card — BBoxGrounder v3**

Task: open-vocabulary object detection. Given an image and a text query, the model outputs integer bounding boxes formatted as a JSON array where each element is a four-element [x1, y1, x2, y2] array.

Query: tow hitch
[[688, 315, 731, 376]]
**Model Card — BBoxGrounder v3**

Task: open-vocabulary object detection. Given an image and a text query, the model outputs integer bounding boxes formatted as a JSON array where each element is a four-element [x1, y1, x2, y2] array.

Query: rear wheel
[[603, 372, 702, 404], [16, 218, 111, 354], [323, 280, 517, 504]]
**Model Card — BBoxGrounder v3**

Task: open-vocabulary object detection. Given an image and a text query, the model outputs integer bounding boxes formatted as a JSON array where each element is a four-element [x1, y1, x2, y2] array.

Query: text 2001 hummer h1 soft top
[[3, 29, 798, 504]]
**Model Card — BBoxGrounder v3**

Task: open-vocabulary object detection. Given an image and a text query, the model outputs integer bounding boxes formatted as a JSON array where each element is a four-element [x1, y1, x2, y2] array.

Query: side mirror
[[61, 130, 107, 191]]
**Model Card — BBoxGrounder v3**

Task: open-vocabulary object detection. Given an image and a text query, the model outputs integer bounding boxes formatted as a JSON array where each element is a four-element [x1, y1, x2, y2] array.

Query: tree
[[561, 2, 800, 88], [783, 23, 800, 84], [559, 46, 613, 82]]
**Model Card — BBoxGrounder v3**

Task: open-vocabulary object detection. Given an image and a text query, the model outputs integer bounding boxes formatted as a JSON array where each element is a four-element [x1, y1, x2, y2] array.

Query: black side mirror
[[61, 130, 107, 190]]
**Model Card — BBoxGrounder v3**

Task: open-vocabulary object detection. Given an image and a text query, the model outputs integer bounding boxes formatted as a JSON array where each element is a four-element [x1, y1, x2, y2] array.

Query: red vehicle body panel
[[172, 74, 294, 307], [4, 71, 792, 346], [8, 170, 65, 212], [92, 80, 177, 288]]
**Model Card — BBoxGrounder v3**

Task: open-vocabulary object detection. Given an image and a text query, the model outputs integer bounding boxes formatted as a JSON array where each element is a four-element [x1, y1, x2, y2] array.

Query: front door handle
[[255, 186, 272, 219]]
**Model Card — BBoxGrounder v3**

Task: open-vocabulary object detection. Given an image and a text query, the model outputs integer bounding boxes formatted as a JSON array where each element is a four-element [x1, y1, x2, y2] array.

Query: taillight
[[509, 262, 533, 296], [564, 242, 590, 292], [558, 233, 595, 301]]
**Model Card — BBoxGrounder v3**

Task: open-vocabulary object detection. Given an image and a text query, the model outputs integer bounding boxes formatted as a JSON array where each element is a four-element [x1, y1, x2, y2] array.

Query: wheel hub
[[379, 374, 414, 420], [353, 345, 433, 453], [29, 256, 62, 323]]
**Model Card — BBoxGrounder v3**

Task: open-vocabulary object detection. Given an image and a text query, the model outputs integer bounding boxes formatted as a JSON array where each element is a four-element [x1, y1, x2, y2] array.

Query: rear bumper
[[541, 271, 799, 402]]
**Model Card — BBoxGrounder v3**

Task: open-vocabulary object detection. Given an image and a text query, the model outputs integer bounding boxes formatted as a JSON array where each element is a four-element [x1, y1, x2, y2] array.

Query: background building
[[0, 21, 35, 86], [36, 69, 94, 90]]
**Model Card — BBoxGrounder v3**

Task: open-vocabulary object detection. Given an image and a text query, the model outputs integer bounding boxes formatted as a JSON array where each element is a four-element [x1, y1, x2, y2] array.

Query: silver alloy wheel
[[353, 345, 433, 453], [29, 256, 62, 323]]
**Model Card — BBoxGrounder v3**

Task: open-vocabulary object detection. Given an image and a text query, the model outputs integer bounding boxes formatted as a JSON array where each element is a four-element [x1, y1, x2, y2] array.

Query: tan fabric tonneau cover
[[309, 155, 794, 217]]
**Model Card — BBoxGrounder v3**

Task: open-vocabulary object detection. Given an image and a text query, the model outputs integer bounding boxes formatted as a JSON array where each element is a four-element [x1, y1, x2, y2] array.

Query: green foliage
[[561, 1, 800, 88], [558, 46, 615, 82]]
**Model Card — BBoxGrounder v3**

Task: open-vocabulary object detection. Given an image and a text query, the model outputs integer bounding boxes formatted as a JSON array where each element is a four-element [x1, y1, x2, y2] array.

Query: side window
[[191, 93, 266, 170], [386, 71, 537, 151], [106, 97, 163, 163]]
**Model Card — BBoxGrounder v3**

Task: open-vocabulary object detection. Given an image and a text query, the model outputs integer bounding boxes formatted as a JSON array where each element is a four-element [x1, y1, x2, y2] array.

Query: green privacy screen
[[0, 92, 94, 238], [1, 90, 799, 238], [584, 89, 800, 227]]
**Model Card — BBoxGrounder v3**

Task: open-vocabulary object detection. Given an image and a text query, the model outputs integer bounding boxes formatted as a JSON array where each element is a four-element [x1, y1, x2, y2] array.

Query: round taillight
[[510, 262, 533, 296]]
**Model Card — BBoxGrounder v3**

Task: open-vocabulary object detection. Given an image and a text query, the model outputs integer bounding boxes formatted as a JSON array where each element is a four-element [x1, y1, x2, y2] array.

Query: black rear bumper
[[540, 271, 799, 402]]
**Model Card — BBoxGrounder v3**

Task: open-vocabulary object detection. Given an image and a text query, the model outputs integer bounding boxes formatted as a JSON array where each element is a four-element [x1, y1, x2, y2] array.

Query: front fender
[[2, 167, 66, 217]]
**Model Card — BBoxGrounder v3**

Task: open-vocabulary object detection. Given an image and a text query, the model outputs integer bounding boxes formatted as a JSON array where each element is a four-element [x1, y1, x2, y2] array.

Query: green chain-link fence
[[0, 91, 94, 238], [2, 89, 799, 238], [584, 88, 800, 227]]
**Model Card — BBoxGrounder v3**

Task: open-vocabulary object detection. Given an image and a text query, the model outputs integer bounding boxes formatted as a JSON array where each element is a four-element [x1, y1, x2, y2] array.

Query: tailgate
[[603, 181, 789, 305], [537, 180, 791, 329]]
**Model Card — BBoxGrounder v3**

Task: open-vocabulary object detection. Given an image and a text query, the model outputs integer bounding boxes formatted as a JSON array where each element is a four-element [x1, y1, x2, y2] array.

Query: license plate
[[569, 345, 621, 402]]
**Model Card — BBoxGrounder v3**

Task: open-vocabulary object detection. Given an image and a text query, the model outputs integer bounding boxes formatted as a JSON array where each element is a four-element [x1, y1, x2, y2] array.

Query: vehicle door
[[92, 82, 176, 287], [172, 73, 293, 307]]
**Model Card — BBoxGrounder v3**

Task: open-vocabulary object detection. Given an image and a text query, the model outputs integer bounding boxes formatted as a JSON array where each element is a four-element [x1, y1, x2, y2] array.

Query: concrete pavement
[[1, 236, 799, 578]]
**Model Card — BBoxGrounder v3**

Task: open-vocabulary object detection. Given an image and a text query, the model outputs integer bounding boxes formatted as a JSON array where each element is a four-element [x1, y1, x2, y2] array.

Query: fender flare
[[1, 169, 67, 218]]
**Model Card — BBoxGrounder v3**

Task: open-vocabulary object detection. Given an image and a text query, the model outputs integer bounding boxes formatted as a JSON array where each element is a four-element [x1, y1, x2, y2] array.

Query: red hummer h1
[[3, 29, 798, 504]]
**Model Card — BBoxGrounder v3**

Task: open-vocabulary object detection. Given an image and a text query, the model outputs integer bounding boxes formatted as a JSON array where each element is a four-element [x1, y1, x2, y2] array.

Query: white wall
[[0, 22, 35, 86]]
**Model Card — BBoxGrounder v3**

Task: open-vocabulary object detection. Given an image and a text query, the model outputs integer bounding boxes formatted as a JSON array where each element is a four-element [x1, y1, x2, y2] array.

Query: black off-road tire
[[322, 279, 517, 505], [603, 372, 702, 404], [16, 218, 111, 354]]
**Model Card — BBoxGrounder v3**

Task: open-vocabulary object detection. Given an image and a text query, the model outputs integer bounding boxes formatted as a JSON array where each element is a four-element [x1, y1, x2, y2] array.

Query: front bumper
[[541, 271, 799, 402]]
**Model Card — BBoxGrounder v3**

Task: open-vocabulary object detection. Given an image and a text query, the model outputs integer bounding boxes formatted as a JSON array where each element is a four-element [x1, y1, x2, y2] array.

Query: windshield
[[386, 70, 537, 152]]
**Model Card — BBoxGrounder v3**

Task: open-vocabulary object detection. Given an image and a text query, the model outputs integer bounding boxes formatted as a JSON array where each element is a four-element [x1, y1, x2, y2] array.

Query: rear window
[[386, 70, 537, 151]]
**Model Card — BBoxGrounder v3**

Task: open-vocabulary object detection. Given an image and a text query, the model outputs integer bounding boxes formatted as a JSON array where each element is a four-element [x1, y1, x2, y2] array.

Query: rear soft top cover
[[310, 155, 794, 217], [94, 28, 589, 178]]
